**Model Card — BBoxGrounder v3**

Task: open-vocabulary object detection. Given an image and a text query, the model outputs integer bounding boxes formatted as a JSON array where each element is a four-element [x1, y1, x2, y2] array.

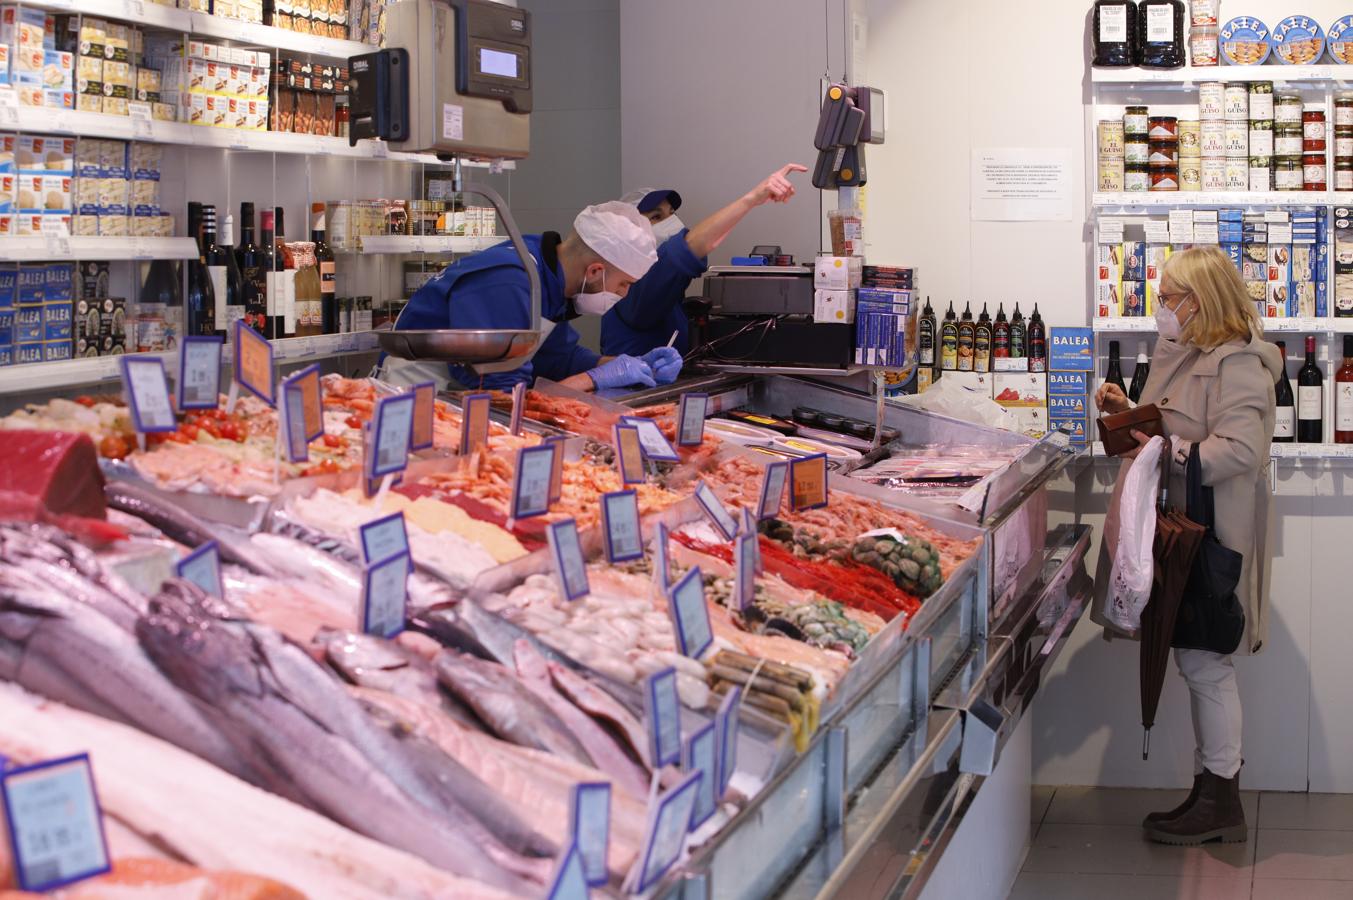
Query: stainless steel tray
[[376, 328, 541, 363]]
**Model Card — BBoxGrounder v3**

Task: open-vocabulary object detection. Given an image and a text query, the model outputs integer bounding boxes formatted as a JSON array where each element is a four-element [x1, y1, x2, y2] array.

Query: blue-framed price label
[[546, 517, 590, 602], [789, 452, 829, 511], [614, 422, 645, 485], [740, 506, 762, 574], [684, 721, 718, 830], [676, 392, 708, 447], [545, 841, 588, 900], [652, 521, 671, 593], [459, 391, 491, 456], [509, 382, 526, 436], [177, 335, 223, 410], [620, 416, 679, 462], [716, 685, 741, 796], [644, 666, 682, 769], [602, 489, 643, 564], [633, 770, 701, 894], [367, 393, 416, 480], [512, 444, 555, 519], [570, 782, 611, 888], [281, 381, 309, 464], [1, 753, 111, 893], [175, 541, 223, 598], [411, 382, 436, 451], [360, 511, 409, 566], [757, 460, 789, 520], [667, 565, 713, 660], [119, 355, 176, 433], [362, 550, 410, 638], [282, 364, 323, 441], [734, 531, 756, 612], [694, 481, 738, 541], [232, 319, 275, 405]]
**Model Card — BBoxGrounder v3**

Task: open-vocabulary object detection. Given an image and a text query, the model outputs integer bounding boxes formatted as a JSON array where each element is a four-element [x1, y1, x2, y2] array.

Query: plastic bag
[[890, 377, 1016, 431], [1103, 435, 1165, 633]]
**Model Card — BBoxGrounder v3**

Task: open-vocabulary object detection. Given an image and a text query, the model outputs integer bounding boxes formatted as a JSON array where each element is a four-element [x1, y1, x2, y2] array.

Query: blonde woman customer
[[1094, 246, 1280, 846]]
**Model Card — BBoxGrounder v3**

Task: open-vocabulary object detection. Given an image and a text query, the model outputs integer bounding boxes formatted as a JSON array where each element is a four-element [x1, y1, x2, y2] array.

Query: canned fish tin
[[1224, 84, 1249, 120], [1272, 15, 1325, 66], [1276, 93, 1304, 123], [1098, 120, 1126, 157], [1124, 135, 1150, 164], [1179, 158, 1202, 190], [1249, 157, 1273, 191], [1148, 116, 1178, 140], [1148, 140, 1179, 166], [1201, 119, 1227, 156], [1150, 168, 1179, 192], [1304, 152, 1327, 189], [1225, 158, 1249, 189], [1124, 106, 1150, 136], [1248, 123, 1274, 157], [1329, 18, 1353, 64], [1337, 159, 1353, 191], [1275, 157, 1303, 190], [1224, 121, 1249, 156], [1178, 120, 1202, 156], [1098, 158, 1126, 192], [1276, 123, 1304, 156], [1199, 82, 1226, 118], [1248, 81, 1274, 120], [1220, 16, 1273, 66], [1202, 157, 1227, 190], [1336, 127, 1353, 157], [1336, 93, 1353, 126], [1125, 164, 1151, 192]]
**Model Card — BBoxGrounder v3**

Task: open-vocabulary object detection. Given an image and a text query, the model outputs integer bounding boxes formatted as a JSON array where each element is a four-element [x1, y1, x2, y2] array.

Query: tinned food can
[[1225, 158, 1248, 189], [1201, 119, 1227, 156], [1098, 120, 1125, 157], [1224, 84, 1249, 120], [1098, 158, 1126, 192], [1201, 157, 1227, 191], [1179, 158, 1202, 191], [1224, 120, 1249, 156], [1198, 82, 1226, 119], [1178, 120, 1202, 156]]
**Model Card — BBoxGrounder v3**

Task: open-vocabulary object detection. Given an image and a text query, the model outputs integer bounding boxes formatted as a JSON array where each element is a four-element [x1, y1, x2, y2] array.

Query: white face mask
[[1155, 294, 1194, 341], [651, 214, 685, 244], [573, 267, 623, 316]]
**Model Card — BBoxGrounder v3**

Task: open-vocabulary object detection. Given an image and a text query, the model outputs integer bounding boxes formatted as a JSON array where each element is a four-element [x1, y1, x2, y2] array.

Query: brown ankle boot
[[1142, 773, 1204, 827], [1145, 768, 1246, 845]]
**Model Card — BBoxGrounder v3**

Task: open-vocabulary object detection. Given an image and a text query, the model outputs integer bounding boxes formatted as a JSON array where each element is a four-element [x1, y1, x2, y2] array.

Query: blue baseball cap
[[621, 187, 683, 215]]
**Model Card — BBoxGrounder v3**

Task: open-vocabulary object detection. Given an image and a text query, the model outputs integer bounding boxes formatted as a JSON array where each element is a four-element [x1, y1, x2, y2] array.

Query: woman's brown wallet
[[1096, 403, 1165, 456]]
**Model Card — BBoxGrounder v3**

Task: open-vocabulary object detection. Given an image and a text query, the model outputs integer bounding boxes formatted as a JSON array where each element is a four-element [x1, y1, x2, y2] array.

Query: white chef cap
[[573, 201, 658, 281]]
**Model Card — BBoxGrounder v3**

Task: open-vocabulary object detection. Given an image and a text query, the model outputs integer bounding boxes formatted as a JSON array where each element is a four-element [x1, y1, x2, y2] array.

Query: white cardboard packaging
[[814, 255, 862, 290]]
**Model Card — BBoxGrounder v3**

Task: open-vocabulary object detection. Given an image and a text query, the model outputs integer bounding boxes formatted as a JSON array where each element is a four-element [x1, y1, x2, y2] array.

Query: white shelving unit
[[1094, 316, 1353, 333], [346, 235, 503, 255], [1094, 191, 1353, 208], [1091, 64, 1353, 86], [1089, 439, 1353, 462], [5, 237, 199, 262]]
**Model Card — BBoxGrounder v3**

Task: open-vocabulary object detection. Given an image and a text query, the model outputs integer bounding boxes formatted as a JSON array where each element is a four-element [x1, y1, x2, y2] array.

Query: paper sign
[[614, 423, 645, 485], [509, 382, 526, 435], [633, 770, 701, 894], [546, 518, 590, 602], [652, 522, 671, 592], [360, 512, 409, 565], [177, 336, 223, 410], [644, 667, 682, 769], [694, 482, 738, 541], [233, 320, 275, 405], [734, 532, 756, 611], [120, 356, 176, 433], [602, 490, 643, 564], [283, 364, 323, 440], [411, 382, 436, 450], [175, 541, 223, 599], [368, 394, 415, 479], [459, 392, 491, 455], [684, 722, 718, 829], [716, 686, 741, 795], [757, 461, 789, 520], [676, 393, 708, 447], [546, 436, 565, 503], [621, 416, 679, 461], [1, 754, 111, 892], [668, 565, 713, 660], [512, 445, 555, 519], [570, 783, 611, 888], [362, 551, 409, 638], [545, 842, 588, 900], [790, 453, 829, 511], [740, 506, 762, 574], [282, 383, 309, 464], [971, 147, 1074, 223]]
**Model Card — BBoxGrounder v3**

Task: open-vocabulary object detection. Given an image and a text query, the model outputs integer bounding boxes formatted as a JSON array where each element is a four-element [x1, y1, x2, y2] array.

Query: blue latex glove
[[587, 355, 657, 390], [641, 346, 683, 385]]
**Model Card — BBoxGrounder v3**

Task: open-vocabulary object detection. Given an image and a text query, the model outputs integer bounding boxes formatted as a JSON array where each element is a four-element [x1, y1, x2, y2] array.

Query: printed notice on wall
[[971, 148, 1073, 222]]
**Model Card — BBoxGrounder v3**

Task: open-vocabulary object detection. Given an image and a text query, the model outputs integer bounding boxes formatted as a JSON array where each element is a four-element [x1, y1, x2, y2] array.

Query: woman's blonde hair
[[1162, 246, 1260, 348]]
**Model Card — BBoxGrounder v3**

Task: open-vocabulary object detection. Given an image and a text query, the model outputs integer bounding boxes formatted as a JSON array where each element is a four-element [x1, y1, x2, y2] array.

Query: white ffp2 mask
[[573, 268, 623, 316], [652, 214, 685, 244], [1154, 299, 1193, 341]]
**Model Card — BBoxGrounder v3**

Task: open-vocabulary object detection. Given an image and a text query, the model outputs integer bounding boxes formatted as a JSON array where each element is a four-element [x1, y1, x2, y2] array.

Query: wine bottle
[[1298, 335, 1324, 443], [212, 210, 246, 339], [940, 302, 958, 371], [138, 257, 181, 352], [957, 302, 976, 372], [185, 202, 216, 337], [312, 202, 338, 334], [200, 205, 226, 338], [1106, 340, 1127, 393], [1028, 303, 1048, 373], [274, 207, 297, 338], [293, 242, 323, 338], [1274, 341, 1295, 444], [236, 202, 267, 334], [993, 303, 1011, 359], [1336, 336, 1353, 444], [1010, 303, 1027, 359], [1128, 340, 1150, 404], [974, 303, 993, 373], [259, 210, 283, 339]]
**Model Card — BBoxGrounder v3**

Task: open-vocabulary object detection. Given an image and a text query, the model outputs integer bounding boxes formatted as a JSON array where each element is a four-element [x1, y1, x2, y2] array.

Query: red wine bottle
[[1297, 335, 1323, 443], [1336, 335, 1353, 444], [1274, 341, 1295, 443]]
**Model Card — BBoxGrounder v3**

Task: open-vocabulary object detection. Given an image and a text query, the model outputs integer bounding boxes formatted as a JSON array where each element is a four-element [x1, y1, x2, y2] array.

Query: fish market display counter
[[620, 374, 1093, 899]]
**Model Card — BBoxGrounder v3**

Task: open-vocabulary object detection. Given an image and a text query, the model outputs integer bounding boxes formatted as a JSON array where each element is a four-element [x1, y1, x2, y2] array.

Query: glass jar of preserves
[[1304, 108, 1327, 143], [1337, 127, 1353, 159], [1125, 164, 1151, 192], [1148, 139, 1179, 166], [1124, 106, 1150, 136], [1148, 116, 1178, 140], [1138, 0, 1186, 68], [1275, 123, 1305, 157], [1124, 135, 1150, 164], [1274, 158, 1303, 191], [1337, 94, 1353, 128], [1248, 121, 1274, 158], [1189, 25, 1218, 66], [1093, 0, 1138, 66], [1149, 167, 1180, 191], [1337, 159, 1353, 191], [1275, 93, 1304, 124], [1303, 152, 1328, 190], [1248, 81, 1275, 120]]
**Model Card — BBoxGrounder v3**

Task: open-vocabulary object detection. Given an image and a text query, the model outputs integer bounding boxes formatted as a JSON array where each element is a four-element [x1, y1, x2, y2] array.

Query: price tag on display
[[570, 783, 611, 888], [683, 722, 718, 830], [715, 686, 741, 796], [546, 518, 590, 602], [361, 551, 410, 639], [790, 453, 829, 511], [120, 356, 176, 433], [177, 336, 223, 410], [633, 771, 701, 894], [367, 394, 415, 479], [283, 365, 323, 440], [546, 436, 565, 503], [370, 138, 390, 159], [127, 101, 154, 139], [694, 481, 738, 541], [232, 321, 275, 405], [458, 392, 491, 455], [282, 383, 309, 463], [652, 522, 671, 592], [175, 541, 223, 599], [545, 842, 588, 900], [757, 460, 789, 520], [733, 532, 756, 611], [620, 416, 679, 461], [512, 445, 556, 519], [509, 382, 526, 436], [1, 754, 111, 893], [676, 392, 708, 447], [667, 566, 713, 660], [407, 382, 435, 450], [0, 87, 19, 128], [602, 489, 643, 563], [614, 423, 645, 485], [644, 667, 682, 768], [740, 506, 762, 574], [360, 512, 409, 566]]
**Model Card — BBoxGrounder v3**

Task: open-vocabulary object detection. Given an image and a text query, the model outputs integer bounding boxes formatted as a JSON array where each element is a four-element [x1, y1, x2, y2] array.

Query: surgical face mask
[[1155, 295, 1194, 341], [651, 214, 685, 244], [573, 267, 623, 316]]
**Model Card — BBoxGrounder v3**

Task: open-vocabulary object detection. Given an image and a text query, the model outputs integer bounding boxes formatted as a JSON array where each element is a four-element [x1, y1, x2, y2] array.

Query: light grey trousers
[[1174, 647, 1242, 779]]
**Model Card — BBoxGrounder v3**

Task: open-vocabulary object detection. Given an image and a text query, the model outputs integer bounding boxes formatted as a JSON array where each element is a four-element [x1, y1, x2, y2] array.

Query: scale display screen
[[479, 47, 520, 79]]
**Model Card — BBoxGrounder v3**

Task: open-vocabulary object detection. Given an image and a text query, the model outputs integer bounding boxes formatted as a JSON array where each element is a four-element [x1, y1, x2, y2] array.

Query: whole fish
[[103, 480, 265, 574], [0, 522, 146, 626], [548, 660, 655, 770], [436, 651, 597, 768]]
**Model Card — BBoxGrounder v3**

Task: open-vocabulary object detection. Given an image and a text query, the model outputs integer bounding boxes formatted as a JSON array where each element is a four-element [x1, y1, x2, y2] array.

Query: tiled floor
[[1010, 787, 1353, 899]]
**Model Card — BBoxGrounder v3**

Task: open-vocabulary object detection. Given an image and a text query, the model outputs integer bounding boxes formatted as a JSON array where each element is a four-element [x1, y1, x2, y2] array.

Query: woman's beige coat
[[1094, 330, 1282, 654]]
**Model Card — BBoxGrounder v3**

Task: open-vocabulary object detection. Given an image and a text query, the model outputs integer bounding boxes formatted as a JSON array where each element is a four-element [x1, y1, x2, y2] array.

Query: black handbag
[[1172, 442, 1246, 654]]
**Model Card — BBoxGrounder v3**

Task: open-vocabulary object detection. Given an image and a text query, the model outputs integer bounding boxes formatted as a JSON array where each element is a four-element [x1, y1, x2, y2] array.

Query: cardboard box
[[42, 338, 70, 361], [814, 255, 862, 291], [992, 371, 1048, 409], [0, 268, 15, 308], [1049, 327, 1093, 372], [1049, 416, 1089, 444], [1047, 370, 1089, 396], [15, 136, 74, 173], [813, 288, 855, 325], [0, 308, 14, 343], [14, 341, 42, 365], [14, 304, 42, 342], [16, 267, 43, 305]]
